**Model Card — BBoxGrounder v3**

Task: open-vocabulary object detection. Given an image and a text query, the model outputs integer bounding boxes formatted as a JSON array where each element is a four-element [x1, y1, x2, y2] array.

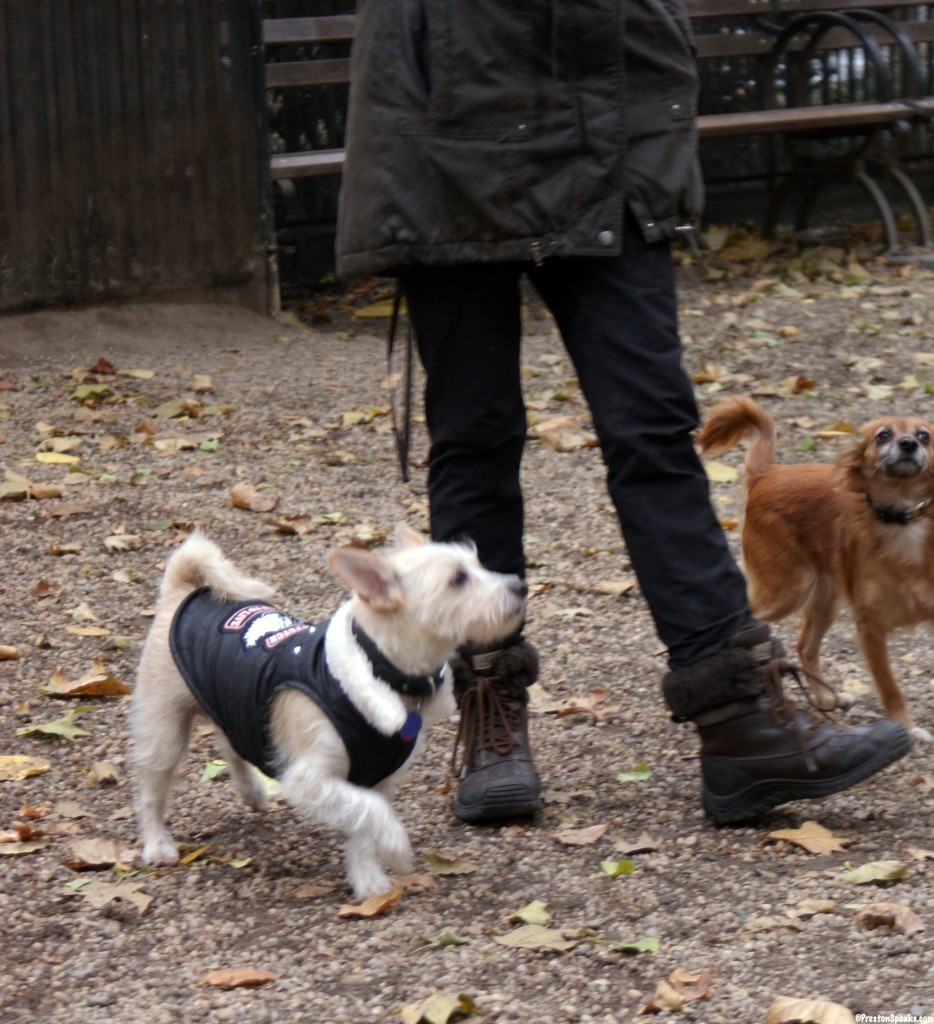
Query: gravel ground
[[1, 247, 933, 1024]]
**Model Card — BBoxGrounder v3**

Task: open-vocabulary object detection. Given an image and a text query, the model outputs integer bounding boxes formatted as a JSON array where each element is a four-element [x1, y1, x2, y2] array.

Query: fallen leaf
[[554, 823, 608, 847], [744, 915, 803, 933], [640, 981, 684, 1014], [408, 930, 473, 955], [704, 461, 740, 484], [851, 902, 925, 935], [554, 689, 615, 720], [338, 882, 403, 919], [200, 968, 281, 989], [787, 898, 835, 919], [41, 660, 131, 698], [424, 852, 478, 876], [600, 858, 636, 878], [494, 923, 578, 952], [590, 580, 636, 598], [84, 761, 120, 787], [840, 860, 908, 885], [35, 452, 80, 465], [615, 762, 652, 784], [295, 882, 338, 899], [400, 992, 477, 1024], [528, 414, 598, 452], [0, 755, 52, 781], [907, 846, 934, 861], [764, 995, 855, 1024], [104, 534, 141, 551], [768, 821, 850, 855], [73, 879, 153, 914], [64, 837, 136, 870], [0, 644, 21, 660], [0, 838, 51, 855], [16, 710, 91, 742], [230, 482, 279, 513], [614, 832, 661, 855], [507, 900, 553, 926]]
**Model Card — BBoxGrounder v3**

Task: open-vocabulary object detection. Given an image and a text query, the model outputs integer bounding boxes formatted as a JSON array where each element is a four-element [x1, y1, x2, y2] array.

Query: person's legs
[[531, 212, 748, 669], [402, 263, 543, 821], [532, 212, 911, 820]]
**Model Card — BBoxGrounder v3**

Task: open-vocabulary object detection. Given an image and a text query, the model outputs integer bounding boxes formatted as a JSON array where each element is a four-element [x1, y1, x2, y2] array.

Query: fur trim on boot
[[661, 622, 783, 721]]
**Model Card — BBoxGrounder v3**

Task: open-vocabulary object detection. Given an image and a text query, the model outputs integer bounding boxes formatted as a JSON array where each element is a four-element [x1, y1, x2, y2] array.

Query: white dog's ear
[[328, 547, 404, 611], [394, 522, 426, 549]]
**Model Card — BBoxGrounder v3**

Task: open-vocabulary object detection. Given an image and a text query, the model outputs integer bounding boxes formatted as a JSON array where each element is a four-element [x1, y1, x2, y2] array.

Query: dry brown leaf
[[295, 882, 338, 899], [200, 968, 281, 989], [0, 645, 21, 661], [63, 837, 136, 870], [640, 980, 684, 1014], [554, 823, 608, 846], [230, 482, 280, 513], [852, 901, 925, 935], [767, 821, 850, 855], [338, 881, 403, 919], [614, 832, 661, 855], [554, 688, 617, 721], [42, 660, 131, 698], [528, 414, 598, 451]]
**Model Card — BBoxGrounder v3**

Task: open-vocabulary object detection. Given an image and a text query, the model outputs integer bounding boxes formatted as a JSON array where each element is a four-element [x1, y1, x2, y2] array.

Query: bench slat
[[265, 59, 351, 89], [263, 15, 355, 45]]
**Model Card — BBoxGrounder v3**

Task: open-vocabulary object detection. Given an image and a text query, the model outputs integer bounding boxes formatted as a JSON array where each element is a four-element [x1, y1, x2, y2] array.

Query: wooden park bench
[[263, 1, 934, 250]]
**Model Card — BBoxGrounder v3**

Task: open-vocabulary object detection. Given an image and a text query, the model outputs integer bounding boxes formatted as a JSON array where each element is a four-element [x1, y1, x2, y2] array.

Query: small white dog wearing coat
[[131, 524, 527, 900]]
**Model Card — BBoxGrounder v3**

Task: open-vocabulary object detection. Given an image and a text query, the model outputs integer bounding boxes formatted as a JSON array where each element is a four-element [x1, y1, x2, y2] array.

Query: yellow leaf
[[493, 923, 577, 952], [42, 660, 129, 697], [705, 461, 740, 484], [400, 992, 477, 1024], [424, 852, 478, 875], [353, 299, 401, 319], [840, 860, 908, 885], [0, 755, 52, 781], [768, 821, 850, 855], [65, 626, 111, 638], [507, 900, 553, 926], [36, 452, 80, 465]]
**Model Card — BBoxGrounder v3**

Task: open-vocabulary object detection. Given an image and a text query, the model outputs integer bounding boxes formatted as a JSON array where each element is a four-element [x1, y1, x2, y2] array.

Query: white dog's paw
[[347, 861, 394, 902], [909, 725, 934, 744], [376, 821, 413, 876], [235, 773, 270, 813], [141, 835, 180, 866]]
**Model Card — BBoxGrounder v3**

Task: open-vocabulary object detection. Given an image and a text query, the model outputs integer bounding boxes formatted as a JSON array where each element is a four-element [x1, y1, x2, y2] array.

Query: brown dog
[[698, 396, 934, 742]]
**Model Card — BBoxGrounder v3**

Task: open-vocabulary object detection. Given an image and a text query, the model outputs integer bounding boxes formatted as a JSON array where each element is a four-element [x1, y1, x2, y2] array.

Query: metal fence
[[0, 0, 270, 313]]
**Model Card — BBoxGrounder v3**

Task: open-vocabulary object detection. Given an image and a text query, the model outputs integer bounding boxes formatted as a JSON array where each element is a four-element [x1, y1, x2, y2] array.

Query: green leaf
[[408, 930, 472, 955], [70, 383, 112, 404], [600, 858, 636, 878], [799, 435, 818, 451], [200, 759, 228, 782], [16, 710, 91, 741], [615, 762, 652, 783]]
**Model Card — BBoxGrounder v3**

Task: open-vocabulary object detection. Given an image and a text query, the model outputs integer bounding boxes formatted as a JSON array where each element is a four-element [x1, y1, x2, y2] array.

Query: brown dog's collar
[[868, 496, 932, 525]]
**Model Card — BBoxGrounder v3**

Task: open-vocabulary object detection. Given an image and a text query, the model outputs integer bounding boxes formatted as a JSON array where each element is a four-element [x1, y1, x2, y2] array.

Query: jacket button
[[597, 230, 615, 246]]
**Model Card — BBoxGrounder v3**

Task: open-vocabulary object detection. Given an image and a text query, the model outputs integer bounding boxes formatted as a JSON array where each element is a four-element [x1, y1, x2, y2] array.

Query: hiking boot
[[662, 623, 912, 824], [450, 640, 544, 822]]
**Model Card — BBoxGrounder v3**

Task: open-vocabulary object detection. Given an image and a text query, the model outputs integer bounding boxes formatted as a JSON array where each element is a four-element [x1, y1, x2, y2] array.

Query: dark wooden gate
[[0, 0, 271, 313]]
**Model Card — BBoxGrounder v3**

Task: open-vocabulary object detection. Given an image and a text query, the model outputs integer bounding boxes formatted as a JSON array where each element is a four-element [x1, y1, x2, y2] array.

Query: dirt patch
[[1, 253, 932, 1023]]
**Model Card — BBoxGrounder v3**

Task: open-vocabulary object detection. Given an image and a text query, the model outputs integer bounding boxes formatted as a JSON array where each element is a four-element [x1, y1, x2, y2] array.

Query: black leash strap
[[387, 282, 413, 483]]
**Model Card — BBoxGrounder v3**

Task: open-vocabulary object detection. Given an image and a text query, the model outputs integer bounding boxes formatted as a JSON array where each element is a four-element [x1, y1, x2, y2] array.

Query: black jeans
[[401, 214, 750, 669]]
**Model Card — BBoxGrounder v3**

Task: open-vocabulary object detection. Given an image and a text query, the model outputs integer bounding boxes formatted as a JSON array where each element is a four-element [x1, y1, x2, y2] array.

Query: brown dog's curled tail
[[697, 396, 776, 486]]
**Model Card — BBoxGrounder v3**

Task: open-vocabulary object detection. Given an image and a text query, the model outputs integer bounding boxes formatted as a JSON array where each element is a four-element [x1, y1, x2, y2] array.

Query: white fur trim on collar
[[325, 604, 409, 735]]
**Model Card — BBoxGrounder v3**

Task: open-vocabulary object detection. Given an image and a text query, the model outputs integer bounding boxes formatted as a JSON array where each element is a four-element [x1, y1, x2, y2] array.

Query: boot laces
[[451, 676, 523, 777], [762, 658, 836, 772]]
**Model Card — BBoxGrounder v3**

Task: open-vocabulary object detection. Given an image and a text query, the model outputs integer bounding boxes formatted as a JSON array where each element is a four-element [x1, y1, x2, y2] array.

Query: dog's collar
[[351, 620, 444, 699], [868, 496, 932, 525]]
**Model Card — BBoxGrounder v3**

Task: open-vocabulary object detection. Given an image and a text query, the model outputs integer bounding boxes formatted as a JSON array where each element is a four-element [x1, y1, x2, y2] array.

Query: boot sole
[[454, 781, 544, 823], [701, 726, 913, 824]]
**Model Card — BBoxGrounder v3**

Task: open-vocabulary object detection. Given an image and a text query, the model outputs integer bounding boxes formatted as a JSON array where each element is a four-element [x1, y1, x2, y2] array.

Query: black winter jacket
[[336, 0, 702, 279]]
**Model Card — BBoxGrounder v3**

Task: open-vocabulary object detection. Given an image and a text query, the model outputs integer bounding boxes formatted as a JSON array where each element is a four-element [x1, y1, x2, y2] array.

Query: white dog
[[131, 525, 527, 899]]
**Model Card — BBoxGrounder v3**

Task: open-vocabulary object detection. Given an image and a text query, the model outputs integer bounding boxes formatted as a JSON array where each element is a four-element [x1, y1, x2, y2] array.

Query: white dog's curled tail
[[162, 530, 276, 602]]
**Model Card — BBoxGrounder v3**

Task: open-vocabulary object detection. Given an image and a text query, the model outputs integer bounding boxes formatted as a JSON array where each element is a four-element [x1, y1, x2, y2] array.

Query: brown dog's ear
[[327, 547, 404, 611], [835, 434, 869, 493], [393, 522, 426, 549]]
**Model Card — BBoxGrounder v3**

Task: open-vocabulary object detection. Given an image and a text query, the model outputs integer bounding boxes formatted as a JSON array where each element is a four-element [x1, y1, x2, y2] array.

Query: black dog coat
[[169, 588, 424, 787]]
